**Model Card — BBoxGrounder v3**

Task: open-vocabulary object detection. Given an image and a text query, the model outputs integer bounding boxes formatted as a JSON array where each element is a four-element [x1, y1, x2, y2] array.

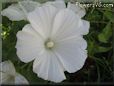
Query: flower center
[[45, 40, 54, 49]]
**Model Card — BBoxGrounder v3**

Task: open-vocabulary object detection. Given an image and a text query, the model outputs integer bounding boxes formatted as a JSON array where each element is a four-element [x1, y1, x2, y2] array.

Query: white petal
[[56, 36, 87, 50], [18, 0, 41, 14], [54, 36, 87, 73], [33, 50, 66, 83], [0, 72, 15, 84], [45, 0, 66, 10], [27, 5, 58, 39], [51, 9, 82, 41], [15, 73, 29, 84], [1, 4, 26, 21], [78, 20, 90, 35], [0, 61, 16, 76], [1, 1, 40, 21], [67, 2, 86, 18], [0, 61, 15, 84], [15, 24, 44, 63]]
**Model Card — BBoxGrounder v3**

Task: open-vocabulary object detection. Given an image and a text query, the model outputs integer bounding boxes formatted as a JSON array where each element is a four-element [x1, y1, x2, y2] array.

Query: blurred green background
[[1, 0, 114, 85]]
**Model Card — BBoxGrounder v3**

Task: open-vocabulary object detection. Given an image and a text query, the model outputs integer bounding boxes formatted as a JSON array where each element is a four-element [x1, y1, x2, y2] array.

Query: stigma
[[45, 40, 54, 49]]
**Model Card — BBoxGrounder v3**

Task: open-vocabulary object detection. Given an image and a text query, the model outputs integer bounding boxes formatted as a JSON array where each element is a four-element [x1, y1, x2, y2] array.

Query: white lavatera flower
[[67, 2, 86, 18], [0, 60, 29, 84], [1, 0, 85, 21], [44, 0, 66, 10], [1, 0, 41, 21], [15, 0, 90, 83]]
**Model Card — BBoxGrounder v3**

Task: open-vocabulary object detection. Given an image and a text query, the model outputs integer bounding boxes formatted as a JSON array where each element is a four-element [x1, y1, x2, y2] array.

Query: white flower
[[1, 0, 41, 21], [15, 1, 90, 83], [67, 2, 86, 18], [0, 60, 29, 84], [1, 0, 85, 21]]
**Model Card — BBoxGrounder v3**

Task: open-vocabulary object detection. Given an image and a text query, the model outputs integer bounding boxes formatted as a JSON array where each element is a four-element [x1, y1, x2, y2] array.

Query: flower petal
[[78, 20, 90, 35], [15, 24, 44, 63], [27, 5, 58, 39], [67, 2, 86, 18], [33, 50, 66, 82], [18, 0, 40, 14], [15, 73, 29, 84], [0, 61, 16, 76], [1, 1, 40, 21], [1, 4, 26, 21], [54, 36, 87, 73], [0, 72, 15, 84], [45, 0, 66, 10], [51, 9, 82, 41], [0, 61, 15, 84], [56, 36, 87, 50]]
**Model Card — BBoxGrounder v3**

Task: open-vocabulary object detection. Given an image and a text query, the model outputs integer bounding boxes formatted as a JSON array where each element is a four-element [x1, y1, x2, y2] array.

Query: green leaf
[[104, 10, 114, 23], [95, 46, 112, 53], [88, 40, 111, 55], [88, 40, 95, 56], [98, 22, 112, 43]]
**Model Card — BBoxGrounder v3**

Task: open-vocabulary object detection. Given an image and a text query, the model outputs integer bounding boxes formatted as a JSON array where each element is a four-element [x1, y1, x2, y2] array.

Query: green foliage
[[103, 9, 114, 23], [2, 1, 113, 85], [98, 22, 112, 43]]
